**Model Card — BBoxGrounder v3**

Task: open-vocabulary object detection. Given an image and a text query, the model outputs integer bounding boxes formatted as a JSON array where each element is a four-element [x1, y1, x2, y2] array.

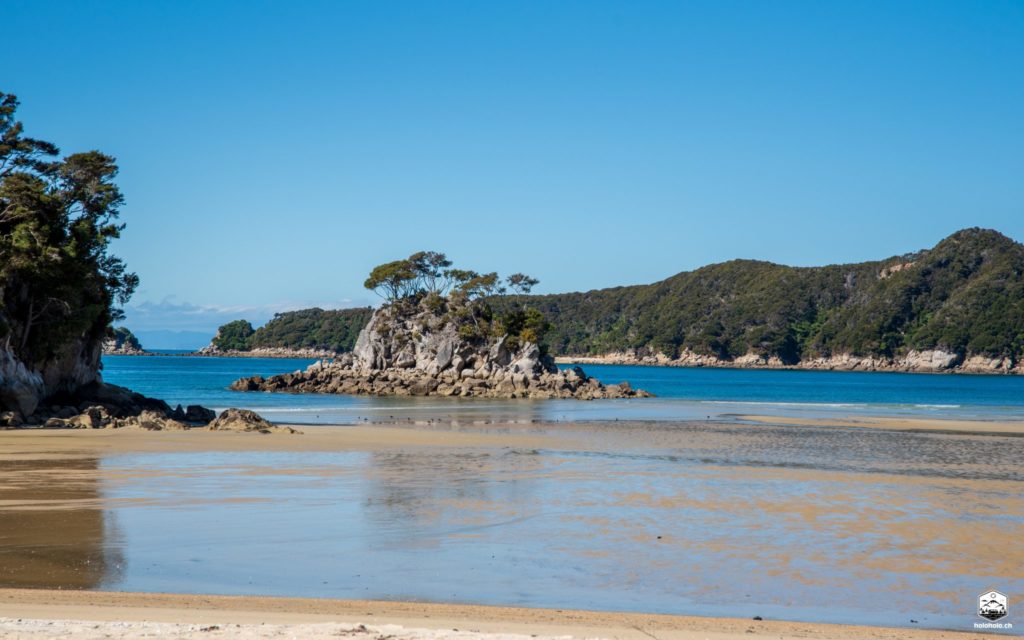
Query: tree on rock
[[408, 251, 452, 294], [362, 252, 548, 348], [364, 259, 418, 301]]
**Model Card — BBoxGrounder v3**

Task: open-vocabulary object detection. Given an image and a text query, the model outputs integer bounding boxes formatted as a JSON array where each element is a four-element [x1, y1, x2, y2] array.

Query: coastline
[[103, 348, 336, 359], [105, 349, 1024, 374], [0, 589, 991, 640], [555, 350, 1024, 375]]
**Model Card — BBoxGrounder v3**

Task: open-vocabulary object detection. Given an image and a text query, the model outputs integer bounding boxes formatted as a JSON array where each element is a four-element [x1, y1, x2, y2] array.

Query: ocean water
[[100, 354, 1024, 423]]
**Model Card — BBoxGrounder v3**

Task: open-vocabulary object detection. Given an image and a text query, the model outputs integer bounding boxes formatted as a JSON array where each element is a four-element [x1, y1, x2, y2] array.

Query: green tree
[[408, 251, 453, 294], [364, 259, 417, 301], [212, 319, 255, 351], [0, 91, 137, 362]]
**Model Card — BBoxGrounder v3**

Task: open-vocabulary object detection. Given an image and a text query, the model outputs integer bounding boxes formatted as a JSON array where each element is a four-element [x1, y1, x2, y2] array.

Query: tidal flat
[[0, 419, 1021, 633]]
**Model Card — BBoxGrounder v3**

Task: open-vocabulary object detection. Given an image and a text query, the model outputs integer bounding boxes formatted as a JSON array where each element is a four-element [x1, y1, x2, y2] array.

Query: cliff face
[[0, 327, 103, 416], [233, 298, 650, 400]]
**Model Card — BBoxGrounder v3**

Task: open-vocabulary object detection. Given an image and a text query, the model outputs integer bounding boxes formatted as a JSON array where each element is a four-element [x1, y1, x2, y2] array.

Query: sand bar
[[734, 414, 1024, 435]]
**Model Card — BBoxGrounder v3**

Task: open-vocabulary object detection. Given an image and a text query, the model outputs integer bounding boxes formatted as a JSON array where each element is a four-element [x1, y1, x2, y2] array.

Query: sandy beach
[[1, 418, 1020, 637], [0, 588, 995, 639]]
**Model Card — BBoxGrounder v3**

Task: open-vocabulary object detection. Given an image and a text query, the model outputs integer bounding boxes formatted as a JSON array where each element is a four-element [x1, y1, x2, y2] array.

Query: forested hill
[[529, 228, 1024, 363], [212, 228, 1024, 367], [210, 307, 373, 352]]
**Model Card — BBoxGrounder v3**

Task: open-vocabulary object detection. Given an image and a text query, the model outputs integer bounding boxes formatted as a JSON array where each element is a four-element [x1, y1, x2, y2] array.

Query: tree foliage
[[219, 231, 1024, 365], [212, 319, 255, 351], [363, 253, 548, 349], [528, 228, 1024, 363], [212, 308, 374, 352], [0, 91, 137, 362]]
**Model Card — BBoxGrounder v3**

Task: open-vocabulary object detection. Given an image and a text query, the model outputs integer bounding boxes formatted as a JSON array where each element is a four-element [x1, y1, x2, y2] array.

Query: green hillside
[[529, 228, 1024, 362], [212, 229, 1024, 364], [212, 307, 373, 352]]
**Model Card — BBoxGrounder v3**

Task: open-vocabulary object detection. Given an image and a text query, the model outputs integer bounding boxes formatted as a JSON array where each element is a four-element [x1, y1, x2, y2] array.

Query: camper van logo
[[979, 591, 1008, 621]]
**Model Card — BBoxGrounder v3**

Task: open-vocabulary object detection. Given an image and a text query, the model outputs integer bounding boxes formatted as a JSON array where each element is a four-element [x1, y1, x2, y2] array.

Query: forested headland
[[209, 232, 1024, 372]]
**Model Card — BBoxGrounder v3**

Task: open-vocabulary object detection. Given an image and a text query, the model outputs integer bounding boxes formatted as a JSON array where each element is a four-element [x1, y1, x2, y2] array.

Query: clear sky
[[4, 1, 1023, 346]]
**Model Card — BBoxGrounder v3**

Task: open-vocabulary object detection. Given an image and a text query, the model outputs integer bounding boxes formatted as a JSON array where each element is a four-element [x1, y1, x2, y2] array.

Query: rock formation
[[0, 333, 104, 417], [0, 381, 292, 434], [209, 408, 300, 434], [231, 298, 650, 400], [102, 327, 146, 355]]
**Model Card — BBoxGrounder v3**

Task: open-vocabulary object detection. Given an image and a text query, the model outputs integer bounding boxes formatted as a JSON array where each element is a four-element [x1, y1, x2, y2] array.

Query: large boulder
[[209, 408, 300, 434]]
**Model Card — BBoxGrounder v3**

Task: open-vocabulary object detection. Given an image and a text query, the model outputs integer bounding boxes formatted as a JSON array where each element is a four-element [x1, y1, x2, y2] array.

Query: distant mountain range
[[198, 228, 1024, 372]]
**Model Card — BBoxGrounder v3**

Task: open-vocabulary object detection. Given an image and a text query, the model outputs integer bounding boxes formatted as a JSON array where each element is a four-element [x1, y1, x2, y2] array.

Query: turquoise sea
[[101, 353, 1024, 424]]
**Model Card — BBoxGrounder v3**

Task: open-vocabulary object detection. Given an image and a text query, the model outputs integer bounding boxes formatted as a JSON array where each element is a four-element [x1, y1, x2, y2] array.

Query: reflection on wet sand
[[0, 456, 123, 589], [0, 420, 1021, 630]]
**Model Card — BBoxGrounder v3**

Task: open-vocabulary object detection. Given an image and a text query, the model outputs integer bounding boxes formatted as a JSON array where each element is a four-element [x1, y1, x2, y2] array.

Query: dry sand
[[0, 589, 993, 640]]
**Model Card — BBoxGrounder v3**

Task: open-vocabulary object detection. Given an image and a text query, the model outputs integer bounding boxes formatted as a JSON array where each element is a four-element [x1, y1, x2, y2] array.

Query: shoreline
[[102, 349, 335, 359], [4, 412, 1024, 449], [0, 589, 992, 640], [554, 354, 1024, 375], [103, 350, 1024, 375]]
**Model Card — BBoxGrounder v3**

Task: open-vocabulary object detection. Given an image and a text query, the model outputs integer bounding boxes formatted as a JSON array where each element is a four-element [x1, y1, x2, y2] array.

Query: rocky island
[[232, 253, 650, 400], [102, 326, 146, 355]]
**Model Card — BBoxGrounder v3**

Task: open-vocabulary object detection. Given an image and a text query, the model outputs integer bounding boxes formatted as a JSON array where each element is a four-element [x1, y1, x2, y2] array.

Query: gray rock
[[209, 408, 300, 434], [228, 299, 652, 401]]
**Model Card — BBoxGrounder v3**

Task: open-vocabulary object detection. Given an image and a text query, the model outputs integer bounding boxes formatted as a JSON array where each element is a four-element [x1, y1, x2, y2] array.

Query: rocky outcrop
[[102, 327, 146, 355], [209, 408, 300, 434], [231, 301, 650, 400], [0, 383, 289, 434], [102, 341, 145, 355], [6, 381, 214, 429], [556, 348, 1024, 374], [0, 336, 103, 416]]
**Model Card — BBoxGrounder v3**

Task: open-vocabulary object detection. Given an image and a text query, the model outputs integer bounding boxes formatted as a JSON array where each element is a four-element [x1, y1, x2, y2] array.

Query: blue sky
[[4, 1, 1023, 346]]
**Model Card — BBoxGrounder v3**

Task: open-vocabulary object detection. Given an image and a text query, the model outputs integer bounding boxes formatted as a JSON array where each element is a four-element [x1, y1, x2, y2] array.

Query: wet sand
[[0, 588, 992, 639], [1, 420, 1020, 636], [0, 423, 569, 457], [735, 414, 1024, 435]]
